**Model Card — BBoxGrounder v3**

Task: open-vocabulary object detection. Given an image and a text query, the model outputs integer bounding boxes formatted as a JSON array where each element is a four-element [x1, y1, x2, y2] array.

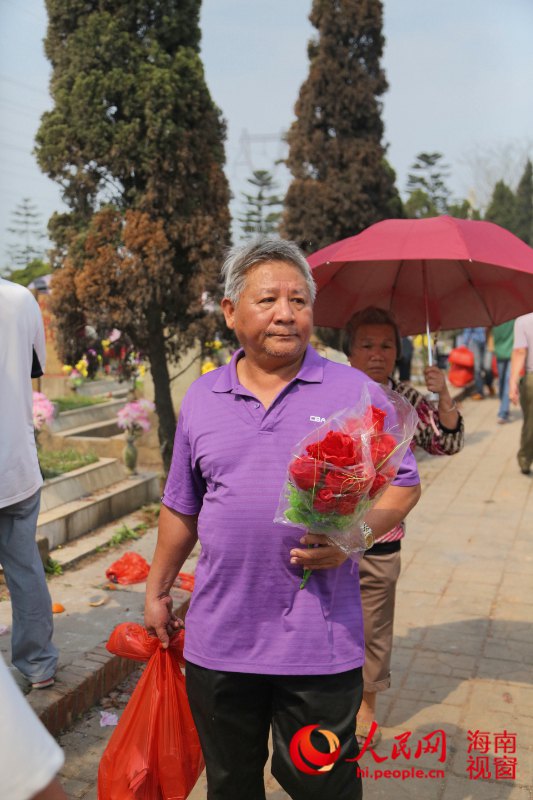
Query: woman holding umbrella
[[344, 306, 464, 747]]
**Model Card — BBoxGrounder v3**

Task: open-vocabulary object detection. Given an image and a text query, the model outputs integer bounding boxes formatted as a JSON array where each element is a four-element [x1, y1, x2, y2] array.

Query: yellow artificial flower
[[201, 360, 217, 375], [138, 365, 146, 377], [62, 365, 73, 375], [101, 339, 111, 350]]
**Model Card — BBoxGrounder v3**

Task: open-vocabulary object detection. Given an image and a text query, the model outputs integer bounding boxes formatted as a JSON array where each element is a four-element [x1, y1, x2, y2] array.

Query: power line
[[0, 73, 51, 97], [0, 139, 35, 155]]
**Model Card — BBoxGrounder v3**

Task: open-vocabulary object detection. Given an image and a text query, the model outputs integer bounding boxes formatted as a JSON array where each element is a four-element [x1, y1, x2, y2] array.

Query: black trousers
[[186, 662, 363, 800]]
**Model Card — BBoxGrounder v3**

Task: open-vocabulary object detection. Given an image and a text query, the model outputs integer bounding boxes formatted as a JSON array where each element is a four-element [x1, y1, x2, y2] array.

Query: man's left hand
[[290, 533, 348, 570]]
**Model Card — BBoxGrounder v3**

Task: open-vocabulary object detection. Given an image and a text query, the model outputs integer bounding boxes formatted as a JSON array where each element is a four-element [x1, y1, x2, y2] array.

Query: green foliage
[[238, 170, 282, 239], [44, 557, 63, 576], [484, 180, 518, 234], [404, 188, 438, 220], [447, 199, 481, 220], [405, 151, 481, 220], [284, 485, 369, 533], [96, 521, 149, 552], [108, 525, 140, 547], [52, 395, 106, 412], [514, 159, 533, 244], [39, 449, 98, 479], [282, 0, 402, 252], [140, 502, 161, 525], [5, 259, 50, 287], [406, 153, 451, 217], [35, 0, 231, 472]]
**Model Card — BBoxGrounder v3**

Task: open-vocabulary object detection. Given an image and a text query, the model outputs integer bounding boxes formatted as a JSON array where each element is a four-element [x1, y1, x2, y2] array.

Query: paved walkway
[[4, 392, 533, 798]]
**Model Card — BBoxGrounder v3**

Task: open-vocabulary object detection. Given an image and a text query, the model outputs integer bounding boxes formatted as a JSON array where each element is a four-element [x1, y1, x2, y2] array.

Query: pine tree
[[35, 0, 231, 470], [484, 181, 518, 235], [238, 170, 283, 239], [514, 159, 533, 244], [7, 198, 46, 267], [405, 152, 451, 217], [282, 0, 402, 253]]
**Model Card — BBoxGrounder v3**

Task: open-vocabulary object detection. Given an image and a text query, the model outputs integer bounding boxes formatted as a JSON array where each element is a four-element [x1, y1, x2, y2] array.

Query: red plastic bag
[[98, 623, 204, 799], [106, 552, 150, 584], [448, 346, 474, 368], [448, 363, 474, 387]]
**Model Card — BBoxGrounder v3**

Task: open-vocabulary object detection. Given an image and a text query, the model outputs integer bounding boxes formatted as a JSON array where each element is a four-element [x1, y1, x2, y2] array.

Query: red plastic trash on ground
[[97, 623, 204, 800], [105, 552, 150, 584], [174, 572, 195, 592]]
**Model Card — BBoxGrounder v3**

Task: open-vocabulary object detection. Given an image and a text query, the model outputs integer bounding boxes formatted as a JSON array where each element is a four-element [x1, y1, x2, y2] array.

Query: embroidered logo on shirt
[[309, 415, 326, 423]]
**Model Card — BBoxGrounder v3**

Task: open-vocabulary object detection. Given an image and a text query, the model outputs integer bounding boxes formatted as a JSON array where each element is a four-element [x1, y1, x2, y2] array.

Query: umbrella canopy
[[308, 216, 533, 335]]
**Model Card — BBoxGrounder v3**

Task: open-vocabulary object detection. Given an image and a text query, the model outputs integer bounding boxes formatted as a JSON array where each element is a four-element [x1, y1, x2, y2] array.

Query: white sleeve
[[0, 656, 64, 800], [31, 294, 46, 374]]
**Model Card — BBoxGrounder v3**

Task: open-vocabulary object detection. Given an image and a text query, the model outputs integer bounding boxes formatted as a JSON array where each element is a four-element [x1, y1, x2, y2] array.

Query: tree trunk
[[146, 314, 176, 474]]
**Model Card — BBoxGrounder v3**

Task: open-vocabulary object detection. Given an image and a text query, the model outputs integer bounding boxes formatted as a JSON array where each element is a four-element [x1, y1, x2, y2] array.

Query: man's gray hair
[[221, 237, 316, 304]]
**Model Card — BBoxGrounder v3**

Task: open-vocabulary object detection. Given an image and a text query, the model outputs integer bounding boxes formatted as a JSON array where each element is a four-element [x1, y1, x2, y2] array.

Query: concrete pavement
[[3, 391, 533, 798]]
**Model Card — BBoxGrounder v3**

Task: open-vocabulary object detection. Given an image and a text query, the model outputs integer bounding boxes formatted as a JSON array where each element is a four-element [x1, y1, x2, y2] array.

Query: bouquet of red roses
[[275, 385, 418, 588]]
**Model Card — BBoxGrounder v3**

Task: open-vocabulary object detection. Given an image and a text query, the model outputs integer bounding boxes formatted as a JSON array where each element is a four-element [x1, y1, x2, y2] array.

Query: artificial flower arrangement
[[117, 399, 155, 438], [275, 385, 418, 588], [62, 357, 89, 389], [33, 391, 55, 449], [201, 336, 232, 375], [33, 391, 55, 431]]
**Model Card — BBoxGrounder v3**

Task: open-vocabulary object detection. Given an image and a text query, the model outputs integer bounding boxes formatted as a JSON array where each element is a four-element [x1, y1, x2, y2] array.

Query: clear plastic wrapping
[[274, 384, 418, 585]]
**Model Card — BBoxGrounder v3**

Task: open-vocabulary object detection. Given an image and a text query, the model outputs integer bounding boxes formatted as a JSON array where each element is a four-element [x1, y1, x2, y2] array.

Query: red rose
[[368, 472, 388, 498], [371, 405, 387, 432], [324, 468, 373, 498], [334, 494, 360, 515], [368, 466, 396, 498], [289, 456, 322, 491], [306, 431, 358, 467], [370, 433, 397, 468], [312, 488, 337, 512]]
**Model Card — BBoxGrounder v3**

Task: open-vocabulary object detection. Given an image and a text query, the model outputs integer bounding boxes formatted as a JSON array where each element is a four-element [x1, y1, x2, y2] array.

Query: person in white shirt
[[0, 278, 58, 688], [0, 654, 66, 799], [510, 312, 533, 475]]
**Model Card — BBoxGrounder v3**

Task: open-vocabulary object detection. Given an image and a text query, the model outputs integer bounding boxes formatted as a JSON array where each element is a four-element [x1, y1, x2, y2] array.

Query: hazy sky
[[1, 0, 532, 268]]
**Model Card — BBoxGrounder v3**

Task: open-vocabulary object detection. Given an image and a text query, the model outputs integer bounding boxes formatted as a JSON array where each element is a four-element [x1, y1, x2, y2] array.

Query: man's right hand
[[509, 380, 520, 406], [144, 593, 182, 649]]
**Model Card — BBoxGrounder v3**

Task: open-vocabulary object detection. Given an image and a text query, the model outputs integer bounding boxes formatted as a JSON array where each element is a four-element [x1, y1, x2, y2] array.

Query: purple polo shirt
[[163, 346, 419, 675]]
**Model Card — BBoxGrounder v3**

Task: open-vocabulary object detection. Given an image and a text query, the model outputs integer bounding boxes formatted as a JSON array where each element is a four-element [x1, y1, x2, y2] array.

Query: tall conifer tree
[[514, 159, 533, 245], [282, 0, 402, 253], [35, 0, 230, 469], [405, 152, 451, 218], [238, 170, 282, 239], [484, 181, 518, 235]]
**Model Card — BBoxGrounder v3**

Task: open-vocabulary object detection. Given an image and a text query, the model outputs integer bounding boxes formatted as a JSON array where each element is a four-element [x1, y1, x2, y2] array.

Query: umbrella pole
[[423, 262, 439, 401], [425, 315, 433, 367]]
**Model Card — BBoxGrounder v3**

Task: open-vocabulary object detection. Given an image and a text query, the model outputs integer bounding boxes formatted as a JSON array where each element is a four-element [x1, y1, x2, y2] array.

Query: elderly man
[[145, 238, 421, 800]]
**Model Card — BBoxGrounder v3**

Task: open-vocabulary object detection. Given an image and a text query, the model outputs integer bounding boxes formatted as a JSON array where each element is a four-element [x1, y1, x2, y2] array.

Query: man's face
[[349, 323, 398, 385], [222, 260, 313, 365]]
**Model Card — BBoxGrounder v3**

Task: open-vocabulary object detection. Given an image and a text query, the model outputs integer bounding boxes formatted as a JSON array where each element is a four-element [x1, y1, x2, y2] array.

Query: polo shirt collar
[[211, 345, 324, 394]]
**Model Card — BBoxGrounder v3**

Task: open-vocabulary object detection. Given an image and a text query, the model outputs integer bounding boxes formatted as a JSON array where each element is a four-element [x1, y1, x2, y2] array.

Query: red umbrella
[[308, 215, 533, 336]]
